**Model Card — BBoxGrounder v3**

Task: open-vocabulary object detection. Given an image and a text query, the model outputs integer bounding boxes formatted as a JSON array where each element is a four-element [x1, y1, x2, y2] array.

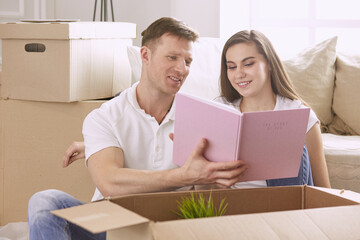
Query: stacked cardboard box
[[0, 21, 136, 225], [0, 99, 106, 224], [0, 21, 136, 102]]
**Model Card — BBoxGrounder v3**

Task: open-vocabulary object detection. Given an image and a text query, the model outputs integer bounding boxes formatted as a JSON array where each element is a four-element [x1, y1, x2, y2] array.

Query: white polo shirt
[[83, 82, 177, 201]]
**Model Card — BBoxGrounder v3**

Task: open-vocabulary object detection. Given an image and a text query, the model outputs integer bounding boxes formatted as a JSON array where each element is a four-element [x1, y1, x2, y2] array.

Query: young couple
[[28, 17, 330, 239]]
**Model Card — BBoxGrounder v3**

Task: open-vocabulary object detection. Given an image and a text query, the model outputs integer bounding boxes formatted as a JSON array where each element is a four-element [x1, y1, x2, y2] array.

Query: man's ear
[[140, 46, 151, 64]]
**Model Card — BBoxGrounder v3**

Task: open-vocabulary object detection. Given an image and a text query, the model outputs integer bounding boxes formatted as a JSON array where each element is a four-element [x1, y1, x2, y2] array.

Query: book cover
[[172, 92, 310, 181]]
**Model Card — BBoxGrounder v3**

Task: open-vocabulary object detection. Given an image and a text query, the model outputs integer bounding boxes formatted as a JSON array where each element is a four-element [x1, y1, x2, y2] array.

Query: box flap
[[305, 186, 360, 209], [151, 205, 360, 240], [52, 201, 149, 234], [0, 22, 136, 40], [308, 186, 360, 202]]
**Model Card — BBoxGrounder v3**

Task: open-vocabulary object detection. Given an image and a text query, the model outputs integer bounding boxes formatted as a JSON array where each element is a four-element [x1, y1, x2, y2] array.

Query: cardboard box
[[53, 186, 360, 239], [0, 99, 105, 225], [0, 21, 136, 102], [0, 68, 2, 100], [0, 101, 4, 223]]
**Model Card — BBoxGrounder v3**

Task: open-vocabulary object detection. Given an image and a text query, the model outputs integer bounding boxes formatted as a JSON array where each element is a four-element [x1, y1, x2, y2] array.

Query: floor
[[0, 222, 28, 240]]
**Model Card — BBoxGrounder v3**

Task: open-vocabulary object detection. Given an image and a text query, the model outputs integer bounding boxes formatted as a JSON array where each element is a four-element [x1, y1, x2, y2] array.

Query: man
[[28, 17, 247, 239]]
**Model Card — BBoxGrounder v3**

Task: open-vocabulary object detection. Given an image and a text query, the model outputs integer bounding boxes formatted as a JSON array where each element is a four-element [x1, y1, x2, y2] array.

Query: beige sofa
[[283, 37, 360, 192], [128, 36, 360, 192]]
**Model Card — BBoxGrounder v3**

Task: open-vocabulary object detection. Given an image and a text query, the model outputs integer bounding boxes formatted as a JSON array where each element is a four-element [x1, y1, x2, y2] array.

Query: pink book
[[172, 92, 310, 181]]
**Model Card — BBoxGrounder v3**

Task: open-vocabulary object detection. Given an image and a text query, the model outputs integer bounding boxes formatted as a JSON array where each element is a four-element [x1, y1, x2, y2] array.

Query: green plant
[[175, 191, 228, 219]]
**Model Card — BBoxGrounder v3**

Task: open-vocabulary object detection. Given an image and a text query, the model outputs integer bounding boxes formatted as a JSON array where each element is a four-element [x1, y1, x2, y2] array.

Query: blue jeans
[[28, 189, 106, 240], [267, 145, 314, 186]]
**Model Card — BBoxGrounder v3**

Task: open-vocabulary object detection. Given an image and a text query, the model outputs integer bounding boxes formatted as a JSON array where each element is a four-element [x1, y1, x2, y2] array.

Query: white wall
[[0, 0, 221, 65], [170, 0, 220, 38], [0, 0, 49, 65], [220, 0, 250, 40], [0, 0, 47, 22], [49, 0, 220, 46], [111, 0, 173, 46]]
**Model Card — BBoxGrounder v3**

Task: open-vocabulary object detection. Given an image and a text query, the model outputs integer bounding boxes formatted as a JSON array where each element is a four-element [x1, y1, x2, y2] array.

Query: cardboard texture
[[0, 99, 105, 225], [0, 102, 3, 224], [150, 206, 360, 240], [0, 69, 2, 99], [0, 100, 3, 169], [0, 169, 3, 225], [53, 186, 360, 239], [173, 92, 310, 181], [0, 22, 136, 102]]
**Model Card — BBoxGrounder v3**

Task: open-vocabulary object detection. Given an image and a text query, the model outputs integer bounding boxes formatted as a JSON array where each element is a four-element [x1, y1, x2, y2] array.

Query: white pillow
[[126, 45, 141, 85], [283, 37, 337, 126], [180, 37, 225, 100]]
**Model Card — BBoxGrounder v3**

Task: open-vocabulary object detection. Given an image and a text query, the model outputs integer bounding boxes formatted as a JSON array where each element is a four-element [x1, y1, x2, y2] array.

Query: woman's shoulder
[[275, 95, 305, 110], [214, 96, 241, 108], [276, 95, 319, 131], [214, 96, 229, 104]]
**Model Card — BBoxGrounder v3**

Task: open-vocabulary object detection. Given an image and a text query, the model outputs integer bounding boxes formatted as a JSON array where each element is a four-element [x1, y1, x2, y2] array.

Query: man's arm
[[87, 138, 248, 197]]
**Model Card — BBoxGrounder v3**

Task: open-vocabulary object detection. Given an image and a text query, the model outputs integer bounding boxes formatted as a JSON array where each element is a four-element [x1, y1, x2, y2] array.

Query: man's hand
[[62, 141, 85, 168], [179, 138, 248, 188], [85, 138, 247, 198]]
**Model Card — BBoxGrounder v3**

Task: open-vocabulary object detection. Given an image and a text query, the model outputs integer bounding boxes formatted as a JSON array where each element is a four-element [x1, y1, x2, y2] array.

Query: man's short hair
[[141, 17, 199, 48]]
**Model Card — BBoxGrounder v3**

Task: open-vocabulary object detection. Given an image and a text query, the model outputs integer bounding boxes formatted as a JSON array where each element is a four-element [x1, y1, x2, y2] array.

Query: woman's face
[[225, 42, 272, 99]]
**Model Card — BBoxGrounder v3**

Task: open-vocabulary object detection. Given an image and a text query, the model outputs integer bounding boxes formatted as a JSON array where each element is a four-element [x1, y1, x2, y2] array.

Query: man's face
[[143, 33, 194, 95]]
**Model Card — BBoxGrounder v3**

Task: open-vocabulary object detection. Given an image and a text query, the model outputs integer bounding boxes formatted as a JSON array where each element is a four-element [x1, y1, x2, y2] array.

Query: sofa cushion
[[179, 37, 225, 100], [328, 115, 358, 135], [283, 37, 337, 126], [331, 53, 360, 135], [322, 133, 360, 192], [126, 45, 142, 85]]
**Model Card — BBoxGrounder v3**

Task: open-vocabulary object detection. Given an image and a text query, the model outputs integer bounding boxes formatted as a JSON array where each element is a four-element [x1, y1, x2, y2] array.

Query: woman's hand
[[62, 141, 85, 168]]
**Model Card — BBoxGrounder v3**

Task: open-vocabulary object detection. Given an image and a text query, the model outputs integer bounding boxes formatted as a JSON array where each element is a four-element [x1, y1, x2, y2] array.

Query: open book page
[[172, 93, 242, 166], [238, 109, 309, 181], [172, 92, 310, 181]]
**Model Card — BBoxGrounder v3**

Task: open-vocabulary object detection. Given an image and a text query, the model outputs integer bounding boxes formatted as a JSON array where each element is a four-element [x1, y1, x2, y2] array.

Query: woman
[[217, 30, 331, 188]]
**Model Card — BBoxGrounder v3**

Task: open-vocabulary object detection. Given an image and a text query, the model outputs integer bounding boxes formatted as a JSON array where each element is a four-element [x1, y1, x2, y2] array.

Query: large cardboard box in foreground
[[0, 99, 106, 225], [0, 21, 136, 102], [53, 186, 360, 239]]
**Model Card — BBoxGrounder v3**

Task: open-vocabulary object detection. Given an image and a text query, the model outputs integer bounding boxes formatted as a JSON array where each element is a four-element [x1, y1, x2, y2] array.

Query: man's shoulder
[[87, 88, 131, 120], [101, 87, 133, 110]]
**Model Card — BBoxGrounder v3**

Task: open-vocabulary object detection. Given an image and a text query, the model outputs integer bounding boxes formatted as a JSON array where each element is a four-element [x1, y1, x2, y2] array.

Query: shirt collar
[[128, 81, 141, 110], [128, 81, 175, 122], [167, 99, 176, 121]]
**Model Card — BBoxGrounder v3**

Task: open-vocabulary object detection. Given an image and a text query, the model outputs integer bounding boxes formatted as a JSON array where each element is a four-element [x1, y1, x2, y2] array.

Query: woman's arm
[[62, 141, 85, 168], [305, 122, 331, 188]]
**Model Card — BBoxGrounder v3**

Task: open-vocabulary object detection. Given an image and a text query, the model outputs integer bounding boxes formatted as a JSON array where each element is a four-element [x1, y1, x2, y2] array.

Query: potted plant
[[176, 191, 228, 219]]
